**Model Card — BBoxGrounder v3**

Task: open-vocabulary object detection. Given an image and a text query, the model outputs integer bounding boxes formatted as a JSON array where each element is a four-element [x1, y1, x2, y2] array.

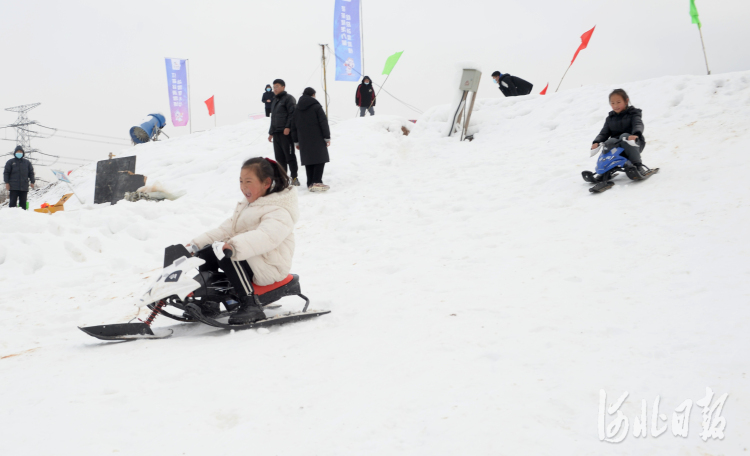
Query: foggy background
[[1, 0, 748, 180]]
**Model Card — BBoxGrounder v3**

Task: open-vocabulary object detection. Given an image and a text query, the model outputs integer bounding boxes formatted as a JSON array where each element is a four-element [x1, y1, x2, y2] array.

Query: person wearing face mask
[[355, 76, 376, 116], [262, 84, 274, 117], [491, 71, 533, 97], [4, 146, 35, 210]]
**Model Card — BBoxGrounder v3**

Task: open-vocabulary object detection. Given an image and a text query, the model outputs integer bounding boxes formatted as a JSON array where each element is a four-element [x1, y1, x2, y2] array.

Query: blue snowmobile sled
[[581, 142, 658, 193]]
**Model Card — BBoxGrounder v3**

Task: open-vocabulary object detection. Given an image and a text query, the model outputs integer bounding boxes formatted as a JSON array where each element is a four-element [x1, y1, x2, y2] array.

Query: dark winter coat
[[268, 91, 297, 135], [262, 90, 274, 114], [593, 106, 646, 150], [291, 95, 330, 166], [355, 76, 376, 107], [497, 73, 533, 97], [4, 156, 35, 192]]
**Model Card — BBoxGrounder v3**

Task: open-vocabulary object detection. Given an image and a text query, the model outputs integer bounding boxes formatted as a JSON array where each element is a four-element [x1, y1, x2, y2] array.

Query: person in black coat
[[592, 89, 651, 174], [355, 76, 376, 117], [491, 71, 533, 97], [267, 79, 300, 185], [292, 88, 331, 192], [3, 146, 36, 209], [262, 84, 274, 117]]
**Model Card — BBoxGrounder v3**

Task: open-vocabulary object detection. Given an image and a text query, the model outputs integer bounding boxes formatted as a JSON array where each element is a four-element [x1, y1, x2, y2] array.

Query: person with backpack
[[292, 88, 331, 192], [262, 84, 274, 117], [491, 71, 533, 97], [267, 79, 300, 186], [355, 76, 376, 116], [3, 146, 35, 209]]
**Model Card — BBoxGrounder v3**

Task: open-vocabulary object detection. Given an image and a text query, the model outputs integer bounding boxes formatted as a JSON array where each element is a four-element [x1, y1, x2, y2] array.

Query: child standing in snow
[[186, 157, 299, 324], [591, 89, 653, 177]]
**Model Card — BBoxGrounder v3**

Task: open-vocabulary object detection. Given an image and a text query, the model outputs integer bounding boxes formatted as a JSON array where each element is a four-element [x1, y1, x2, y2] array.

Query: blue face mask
[[15, 152, 23, 159], [266, 88, 271, 92], [364, 81, 370, 85]]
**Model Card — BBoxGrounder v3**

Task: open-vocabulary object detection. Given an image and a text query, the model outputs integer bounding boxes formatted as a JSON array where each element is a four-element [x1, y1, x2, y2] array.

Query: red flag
[[205, 96, 215, 116], [571, 26, 596, 65], [540, 83, 549, 95]]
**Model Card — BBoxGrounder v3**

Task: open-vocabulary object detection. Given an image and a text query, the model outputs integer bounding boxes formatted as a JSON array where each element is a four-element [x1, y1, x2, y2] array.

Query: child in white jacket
[[188, 157, 299, 324]]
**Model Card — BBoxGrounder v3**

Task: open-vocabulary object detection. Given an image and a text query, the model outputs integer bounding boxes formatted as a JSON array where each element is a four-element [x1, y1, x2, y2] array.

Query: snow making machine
[[129, 113, 168, 144]]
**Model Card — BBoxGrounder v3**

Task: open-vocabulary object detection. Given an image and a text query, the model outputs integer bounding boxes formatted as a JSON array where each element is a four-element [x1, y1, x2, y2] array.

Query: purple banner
[[165, 58, 189, 127]]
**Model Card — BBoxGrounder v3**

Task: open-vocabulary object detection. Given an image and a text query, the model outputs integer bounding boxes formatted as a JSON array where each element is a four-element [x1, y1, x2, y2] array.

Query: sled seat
[[253, 274, 295, 295], [252, 274, 303, 307]]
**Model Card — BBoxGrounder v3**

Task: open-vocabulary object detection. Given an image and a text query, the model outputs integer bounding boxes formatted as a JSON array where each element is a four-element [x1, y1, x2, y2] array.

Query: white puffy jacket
[[191, 187, 299, 286]]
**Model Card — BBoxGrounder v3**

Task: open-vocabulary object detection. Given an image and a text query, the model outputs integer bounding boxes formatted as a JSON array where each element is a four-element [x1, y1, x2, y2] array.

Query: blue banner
[[333, 0, 362, 82], [165, 58, 189, 127]]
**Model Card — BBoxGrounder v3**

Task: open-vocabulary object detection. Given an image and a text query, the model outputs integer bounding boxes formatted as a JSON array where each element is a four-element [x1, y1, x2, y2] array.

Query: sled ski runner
[[79, 245, 331, 341], [184, 304, 330, 330]]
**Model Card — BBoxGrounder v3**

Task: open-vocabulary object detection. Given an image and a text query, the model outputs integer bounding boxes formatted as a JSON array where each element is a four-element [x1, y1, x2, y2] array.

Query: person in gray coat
[[4, 146, 35, 209]]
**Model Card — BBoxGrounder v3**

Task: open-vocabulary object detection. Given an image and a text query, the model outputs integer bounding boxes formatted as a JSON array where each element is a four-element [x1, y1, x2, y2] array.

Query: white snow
[[2, 71, 750, 455]]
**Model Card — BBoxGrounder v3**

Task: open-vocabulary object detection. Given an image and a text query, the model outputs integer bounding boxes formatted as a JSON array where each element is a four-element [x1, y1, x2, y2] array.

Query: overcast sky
[[2, 0, 749, 179]]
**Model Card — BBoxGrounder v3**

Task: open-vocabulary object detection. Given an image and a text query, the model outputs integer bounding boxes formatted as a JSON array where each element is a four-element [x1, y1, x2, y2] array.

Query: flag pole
[[187, 59, 193, 134], [321, 44, 329, 118], [555, 64, 572, 93], [698, 28, 711, 75], [360, 0, 365, 75]]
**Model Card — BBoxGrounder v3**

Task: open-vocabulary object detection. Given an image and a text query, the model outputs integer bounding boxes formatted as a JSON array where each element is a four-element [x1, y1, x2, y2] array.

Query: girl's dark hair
[[241, 157, 290, 196], [303, 87, 316, 96], [609, 89, 631, 106], [265, 84, 272, 89]]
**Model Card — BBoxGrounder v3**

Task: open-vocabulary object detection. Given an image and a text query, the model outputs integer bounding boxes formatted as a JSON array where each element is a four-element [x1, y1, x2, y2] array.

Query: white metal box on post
[[449, 69, 482, 140], [460, 69, 482, 92]]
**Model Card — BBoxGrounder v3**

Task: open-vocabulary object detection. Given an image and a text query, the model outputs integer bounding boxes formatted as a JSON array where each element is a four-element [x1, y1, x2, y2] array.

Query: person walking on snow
[[262, 84, 274, 117], [590, 88, 653, 178], [4, 146, 35, 210], [291, 87, 331, 192], [186, 157, 298, 325], [491, 71, 533, 97], [356, 76, 376, 116], [267, 79, 300, 186]]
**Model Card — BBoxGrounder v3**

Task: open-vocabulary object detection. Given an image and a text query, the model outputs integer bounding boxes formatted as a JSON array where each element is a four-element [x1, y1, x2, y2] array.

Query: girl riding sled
[[588, 89, 655, 180], [186, 157, 299, 324]]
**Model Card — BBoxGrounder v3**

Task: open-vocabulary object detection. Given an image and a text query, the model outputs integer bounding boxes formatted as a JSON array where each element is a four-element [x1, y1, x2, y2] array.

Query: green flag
[[382, 51, 404, 75], [690, 0, 701, 29]]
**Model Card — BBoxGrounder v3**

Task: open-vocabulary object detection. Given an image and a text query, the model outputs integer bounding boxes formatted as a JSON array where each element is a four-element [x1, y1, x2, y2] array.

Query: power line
[[36, 124, 128, 141]]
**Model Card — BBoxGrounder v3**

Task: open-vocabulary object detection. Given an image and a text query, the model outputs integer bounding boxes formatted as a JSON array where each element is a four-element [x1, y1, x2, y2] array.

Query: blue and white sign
[[333, 0, 362, 82]]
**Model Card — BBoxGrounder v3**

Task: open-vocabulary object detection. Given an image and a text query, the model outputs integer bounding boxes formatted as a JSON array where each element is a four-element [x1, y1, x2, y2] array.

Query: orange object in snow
[[34, 193, 74, 214]]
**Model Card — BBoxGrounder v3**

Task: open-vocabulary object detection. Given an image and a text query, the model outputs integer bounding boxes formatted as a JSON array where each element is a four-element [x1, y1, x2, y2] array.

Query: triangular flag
[[382, 51, 404, 75], [571, 26, 596, 65], [205, 96, 215, 116], [690, 0, 702, 29], [540, 83, 549, 95]]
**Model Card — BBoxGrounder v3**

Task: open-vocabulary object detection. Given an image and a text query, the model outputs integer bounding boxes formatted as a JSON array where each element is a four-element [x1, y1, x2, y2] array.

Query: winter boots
[[228, 295, 266, 324]]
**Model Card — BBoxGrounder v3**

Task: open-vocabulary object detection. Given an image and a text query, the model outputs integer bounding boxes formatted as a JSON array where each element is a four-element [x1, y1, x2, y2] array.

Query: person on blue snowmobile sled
[[185, 157, 299, 325], [585, 89, 656, 183]]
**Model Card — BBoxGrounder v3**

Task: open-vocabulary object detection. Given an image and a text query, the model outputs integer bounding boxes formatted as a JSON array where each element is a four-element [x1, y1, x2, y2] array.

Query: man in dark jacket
[[262, 84, 274, 117], [491, 71, 533, 97], [291, 87, 331, 191], [355, 76, 376, 116], [4, 145, 35, 209], [267, 79, 299, 185]]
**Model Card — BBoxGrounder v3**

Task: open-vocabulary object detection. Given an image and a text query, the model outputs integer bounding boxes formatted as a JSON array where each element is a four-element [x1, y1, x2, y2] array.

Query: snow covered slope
[[2, 72, 749, 455]]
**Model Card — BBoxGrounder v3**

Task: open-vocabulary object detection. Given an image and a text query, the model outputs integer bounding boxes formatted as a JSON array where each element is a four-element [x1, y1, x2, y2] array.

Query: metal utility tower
[[4, 103, 47, 159]]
